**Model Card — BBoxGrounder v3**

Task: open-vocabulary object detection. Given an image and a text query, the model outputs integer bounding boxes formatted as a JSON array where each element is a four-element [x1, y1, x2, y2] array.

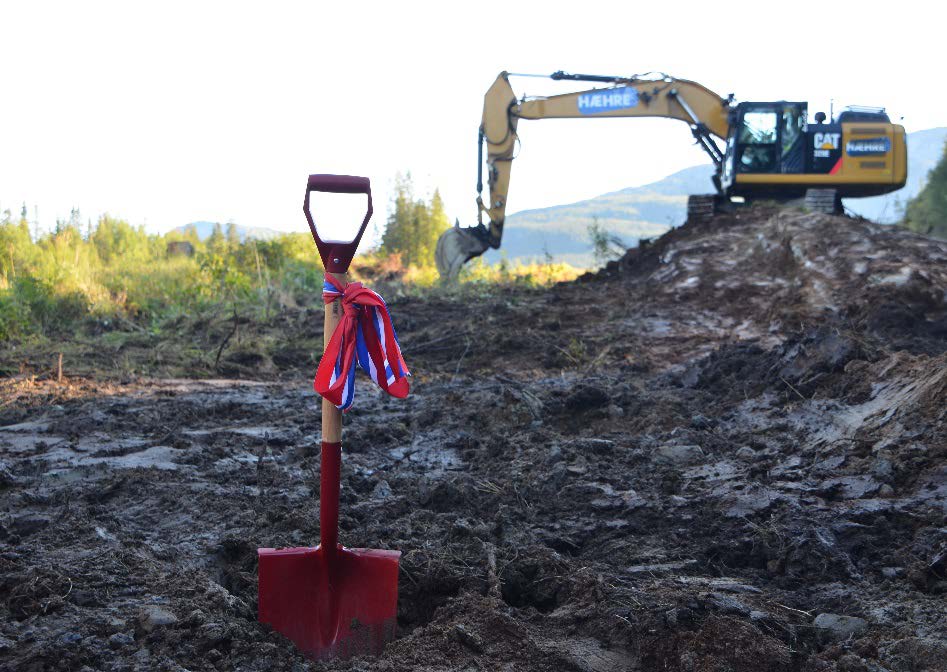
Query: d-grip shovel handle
[[304, 174, 373, 274]]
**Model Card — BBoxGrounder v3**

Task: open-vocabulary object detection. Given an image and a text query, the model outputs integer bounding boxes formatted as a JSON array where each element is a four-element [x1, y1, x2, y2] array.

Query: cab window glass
[[738, 111, 777, 144], [781, 105, 805, 154], [739, 146, 777, 172]]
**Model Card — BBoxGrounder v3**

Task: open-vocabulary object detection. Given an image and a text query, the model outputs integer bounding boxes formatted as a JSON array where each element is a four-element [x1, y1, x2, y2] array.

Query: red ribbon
[[314, 273, 409, 410]]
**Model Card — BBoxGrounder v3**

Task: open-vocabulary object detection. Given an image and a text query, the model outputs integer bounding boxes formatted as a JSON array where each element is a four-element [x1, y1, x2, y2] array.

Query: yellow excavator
[[435, 70, 907, 278]]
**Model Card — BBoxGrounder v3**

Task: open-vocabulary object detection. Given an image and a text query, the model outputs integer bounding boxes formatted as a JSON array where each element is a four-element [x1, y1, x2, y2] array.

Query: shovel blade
[[258, 545, 400, 660]]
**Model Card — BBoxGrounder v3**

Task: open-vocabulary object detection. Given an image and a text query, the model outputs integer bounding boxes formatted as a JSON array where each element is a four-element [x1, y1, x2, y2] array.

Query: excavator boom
[[437, 71, 730, 278]]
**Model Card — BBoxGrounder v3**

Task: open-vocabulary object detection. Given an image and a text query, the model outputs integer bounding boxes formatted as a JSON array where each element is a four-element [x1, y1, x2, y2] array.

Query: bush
[[0, 277, 90, 337], [0, 291, 30, 341]]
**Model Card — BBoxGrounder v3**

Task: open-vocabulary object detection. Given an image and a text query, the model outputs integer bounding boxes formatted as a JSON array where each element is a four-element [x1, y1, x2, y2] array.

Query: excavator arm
[[435, 71, 732, 279]]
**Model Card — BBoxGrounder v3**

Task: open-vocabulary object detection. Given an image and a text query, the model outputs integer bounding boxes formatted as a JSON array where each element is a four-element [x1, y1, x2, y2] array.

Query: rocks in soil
[[776, 328, 860, 384], [721, 485, 780, 518], [371, 479, 393, 499], [818, 475, 883, 500], [813, 613, 869, 641], [138, 605, 178, 632], [0, 459, 15, 488], [453, 624, 484, 652], [107, 632, 134, 649], [656, 444, 704, 465], [571, 438, 616, 454], [735, 446, 757, 461], [705, 592, 751, 616], [563, 385, 610, 414], [880, 567, 904, 579]]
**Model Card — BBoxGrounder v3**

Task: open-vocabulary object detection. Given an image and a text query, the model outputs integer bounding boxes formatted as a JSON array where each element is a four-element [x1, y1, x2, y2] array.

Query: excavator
[[435, 70, 907, 278]]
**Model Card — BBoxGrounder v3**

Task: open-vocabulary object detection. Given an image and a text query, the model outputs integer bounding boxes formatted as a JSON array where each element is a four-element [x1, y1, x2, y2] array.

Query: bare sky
[[1, 1, 941, 238]]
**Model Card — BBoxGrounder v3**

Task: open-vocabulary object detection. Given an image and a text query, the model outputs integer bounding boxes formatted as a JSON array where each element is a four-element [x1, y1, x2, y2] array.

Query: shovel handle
[[304, 175, 373, 274], [308, 174, 370, 194]]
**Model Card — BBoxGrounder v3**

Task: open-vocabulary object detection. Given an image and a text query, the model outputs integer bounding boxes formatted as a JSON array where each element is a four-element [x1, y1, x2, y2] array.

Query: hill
[[483, 164, 712, 267], [173, 220, 282, 242], [486, 127, 947, 267]]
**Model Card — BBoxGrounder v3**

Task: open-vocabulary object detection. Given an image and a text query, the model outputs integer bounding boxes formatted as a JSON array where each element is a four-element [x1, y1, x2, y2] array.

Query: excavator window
[[739, 110, 778, 144], [737, 109, 778, 173], [780, 104, 807, 173]]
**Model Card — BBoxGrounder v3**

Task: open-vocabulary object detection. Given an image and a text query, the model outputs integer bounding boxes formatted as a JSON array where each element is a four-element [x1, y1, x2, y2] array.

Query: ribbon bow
[[314, 273, 410, 411]]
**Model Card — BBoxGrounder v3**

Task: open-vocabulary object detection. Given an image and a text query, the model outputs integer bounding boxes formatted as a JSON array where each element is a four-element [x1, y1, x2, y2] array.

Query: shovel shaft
[[322, 273, 346, 444], [320, 272, 346, 553], [320, 441, 340, 552]]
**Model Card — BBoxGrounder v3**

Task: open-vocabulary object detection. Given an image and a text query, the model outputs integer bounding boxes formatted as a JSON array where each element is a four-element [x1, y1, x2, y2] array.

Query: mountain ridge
[[172, 220, 283, 242]]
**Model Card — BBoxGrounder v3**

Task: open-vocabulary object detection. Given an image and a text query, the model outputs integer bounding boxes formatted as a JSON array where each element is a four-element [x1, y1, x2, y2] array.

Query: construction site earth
[[1, 206, 945, 671]]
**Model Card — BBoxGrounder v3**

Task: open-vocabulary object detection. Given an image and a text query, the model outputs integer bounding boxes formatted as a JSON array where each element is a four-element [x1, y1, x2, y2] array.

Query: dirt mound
[[2, 208, 946, 671], [594, 207, 947, 354]]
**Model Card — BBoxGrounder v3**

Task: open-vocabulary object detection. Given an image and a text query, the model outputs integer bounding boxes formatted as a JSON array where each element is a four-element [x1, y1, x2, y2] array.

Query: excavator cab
[[723, 102, 808, 181]]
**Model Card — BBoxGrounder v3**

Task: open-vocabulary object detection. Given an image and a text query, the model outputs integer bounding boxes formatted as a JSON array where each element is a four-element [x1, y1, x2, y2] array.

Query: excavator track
[[804, 189, 842, 214], [686, 195, 718, 222]]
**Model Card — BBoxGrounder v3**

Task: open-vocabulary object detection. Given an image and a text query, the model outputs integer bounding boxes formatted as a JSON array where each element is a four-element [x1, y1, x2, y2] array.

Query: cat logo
[[812, 132, 840, 158]]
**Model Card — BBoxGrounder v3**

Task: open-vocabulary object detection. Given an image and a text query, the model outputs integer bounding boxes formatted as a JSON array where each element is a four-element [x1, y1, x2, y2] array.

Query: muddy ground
[[1, 207, 946, 671]]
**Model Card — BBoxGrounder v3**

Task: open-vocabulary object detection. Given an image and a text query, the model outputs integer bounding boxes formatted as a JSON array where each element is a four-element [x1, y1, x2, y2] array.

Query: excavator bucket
[[435, 225, 490, 279]]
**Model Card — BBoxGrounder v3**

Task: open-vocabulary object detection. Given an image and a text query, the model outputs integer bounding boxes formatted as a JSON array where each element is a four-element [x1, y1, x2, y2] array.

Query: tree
[[904, 141, 947, 239], [0, 213, 35, 278], [226, 222, 241, 248], [425, 189, 451, 261], [207, 222, 226, 252], [90, 215, 152, 264], [380, 173, 450, 268], [180, 223, 201, 244], [381, 172, 413, 263]]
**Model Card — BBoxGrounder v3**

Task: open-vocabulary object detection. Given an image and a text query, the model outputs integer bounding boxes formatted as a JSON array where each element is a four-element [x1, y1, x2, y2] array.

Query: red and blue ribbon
[[314, 273, 410, 411]]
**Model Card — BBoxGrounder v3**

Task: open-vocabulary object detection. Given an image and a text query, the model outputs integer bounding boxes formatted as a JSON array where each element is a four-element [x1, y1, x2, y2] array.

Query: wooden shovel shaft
[[322, 272, 346, 444], [320, 272, 346, 553]]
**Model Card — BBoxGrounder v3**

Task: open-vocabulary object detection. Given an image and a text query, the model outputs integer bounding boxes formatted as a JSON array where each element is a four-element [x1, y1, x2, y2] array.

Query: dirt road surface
[[2, 208, 946, 671]]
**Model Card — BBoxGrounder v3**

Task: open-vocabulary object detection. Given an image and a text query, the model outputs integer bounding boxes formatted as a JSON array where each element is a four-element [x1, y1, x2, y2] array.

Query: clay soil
[[2, 207, 946, 672]]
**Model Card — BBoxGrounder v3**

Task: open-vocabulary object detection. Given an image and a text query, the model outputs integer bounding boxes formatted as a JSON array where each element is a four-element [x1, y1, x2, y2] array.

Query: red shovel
[[257, 175, 400, 659]]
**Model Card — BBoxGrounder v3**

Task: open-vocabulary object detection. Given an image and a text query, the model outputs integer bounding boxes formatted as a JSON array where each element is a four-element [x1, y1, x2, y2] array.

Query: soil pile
[[1, 207, 945, 671]]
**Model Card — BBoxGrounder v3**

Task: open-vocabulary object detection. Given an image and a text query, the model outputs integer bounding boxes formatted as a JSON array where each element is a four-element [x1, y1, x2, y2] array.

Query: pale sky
[[1, 1, 942, 241]]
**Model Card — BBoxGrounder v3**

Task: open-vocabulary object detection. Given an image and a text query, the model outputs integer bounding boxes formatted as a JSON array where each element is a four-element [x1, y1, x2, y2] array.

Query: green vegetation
[[903, 140, 947, 238], [0, 208, 320, 341], [0, 203, 580, 345], [587, 216, 627, 266]]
